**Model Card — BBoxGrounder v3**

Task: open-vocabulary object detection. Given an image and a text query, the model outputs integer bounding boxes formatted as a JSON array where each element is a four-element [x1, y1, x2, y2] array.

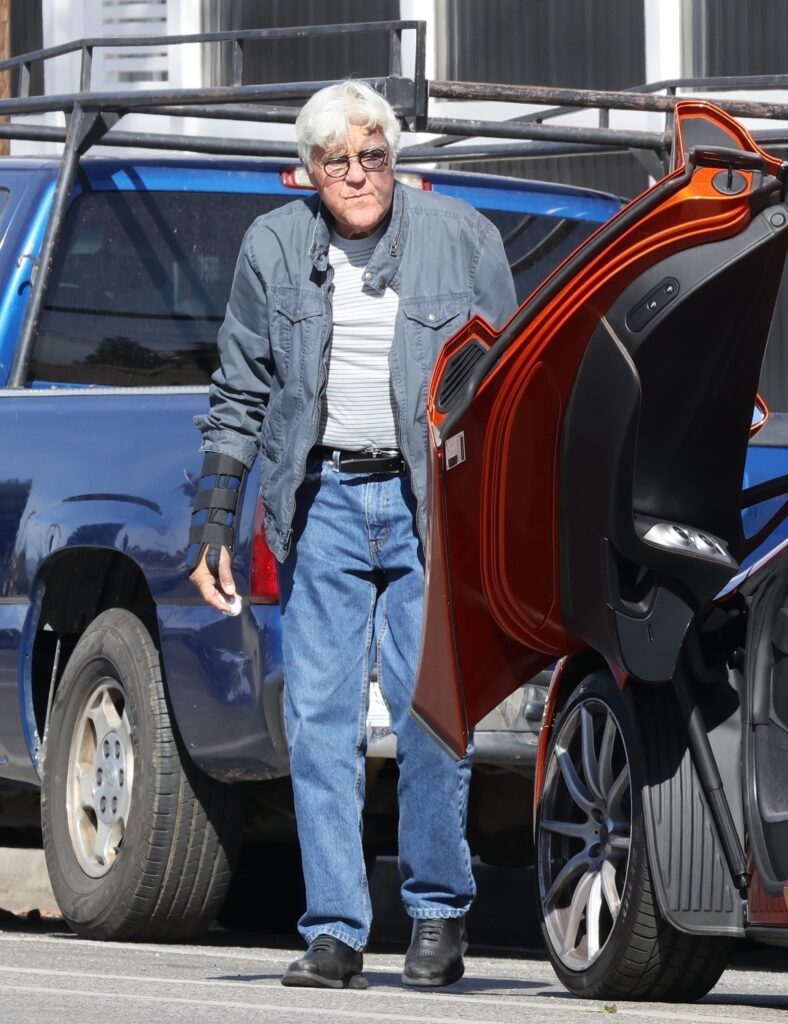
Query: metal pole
[[79, 45, 93, 93], [430, 79, 788, 123], [0, 0, 8, 158], [231, 39, 243, 86], [671, 667, 748, 890], [426, 116, 666, 151], [0, 120, 301, 157], [7, 105, 89, 388]]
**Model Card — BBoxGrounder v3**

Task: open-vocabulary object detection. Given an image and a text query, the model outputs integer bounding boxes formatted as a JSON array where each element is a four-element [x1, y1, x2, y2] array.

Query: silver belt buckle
[[364, 447, 399, 461]]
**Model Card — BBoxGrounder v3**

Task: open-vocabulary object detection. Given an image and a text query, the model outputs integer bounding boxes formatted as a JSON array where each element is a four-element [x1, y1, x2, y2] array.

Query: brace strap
[[186, 452, 247, 572]]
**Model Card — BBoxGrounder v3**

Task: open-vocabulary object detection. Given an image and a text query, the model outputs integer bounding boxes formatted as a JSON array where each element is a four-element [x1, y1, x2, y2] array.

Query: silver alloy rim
[[66, 678, 134, 878], [538, 696, 632, 970]]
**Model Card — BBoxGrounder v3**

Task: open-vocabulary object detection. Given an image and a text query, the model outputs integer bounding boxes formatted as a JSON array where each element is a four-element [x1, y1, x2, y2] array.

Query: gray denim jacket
[[196, 180, 516, 561]]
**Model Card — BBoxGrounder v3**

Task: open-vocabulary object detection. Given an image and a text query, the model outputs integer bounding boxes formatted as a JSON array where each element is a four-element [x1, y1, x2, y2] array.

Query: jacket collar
[[308, 180, 407, 293]]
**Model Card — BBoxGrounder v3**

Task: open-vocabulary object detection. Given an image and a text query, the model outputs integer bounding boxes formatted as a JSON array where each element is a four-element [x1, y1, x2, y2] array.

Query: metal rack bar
[[9, 106, 95, 387], [0, 21, 425, 75], [429, 80, 788, 122], [424, 117, 665, 151], [0, 120, 300, 157]]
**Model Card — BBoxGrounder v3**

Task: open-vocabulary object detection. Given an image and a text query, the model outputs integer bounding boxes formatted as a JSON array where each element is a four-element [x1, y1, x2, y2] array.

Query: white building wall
[[645, 0, 682, 84], [643, 0, 682, 147], [167, 0, 202, 92], [16, 0, 199, 154], [87, 1, 169, 88]]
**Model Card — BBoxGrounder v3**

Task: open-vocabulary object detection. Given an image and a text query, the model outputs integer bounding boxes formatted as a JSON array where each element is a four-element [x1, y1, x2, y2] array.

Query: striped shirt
[[317, 228, 400, 450]]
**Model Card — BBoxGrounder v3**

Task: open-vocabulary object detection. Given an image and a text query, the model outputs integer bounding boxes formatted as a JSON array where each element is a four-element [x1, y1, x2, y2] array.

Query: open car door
[[412, 100, 788, 758]]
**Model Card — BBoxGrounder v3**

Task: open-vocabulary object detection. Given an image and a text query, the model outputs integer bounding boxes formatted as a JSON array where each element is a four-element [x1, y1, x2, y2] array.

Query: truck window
[[29, 189, 607, 388], [479, 208, 603, 305], [29, 191, 288, 387]]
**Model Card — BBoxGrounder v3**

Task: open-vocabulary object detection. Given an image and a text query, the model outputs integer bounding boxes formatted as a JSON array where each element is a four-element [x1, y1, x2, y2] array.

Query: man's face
[[308, 124, 395, 240]]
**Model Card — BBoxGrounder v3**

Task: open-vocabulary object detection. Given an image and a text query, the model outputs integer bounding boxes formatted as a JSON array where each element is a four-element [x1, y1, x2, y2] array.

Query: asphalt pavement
[[0, 918, 785, 1024], [0, 848, 785, 1023]]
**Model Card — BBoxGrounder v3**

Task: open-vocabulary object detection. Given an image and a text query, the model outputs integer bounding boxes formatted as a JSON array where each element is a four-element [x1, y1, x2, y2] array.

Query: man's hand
[[190, 546, 241, 614]]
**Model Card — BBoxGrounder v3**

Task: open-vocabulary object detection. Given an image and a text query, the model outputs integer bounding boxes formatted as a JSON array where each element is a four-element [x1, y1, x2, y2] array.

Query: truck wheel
[[536, 671, 730, 1001], [41, 608, 242, 941]]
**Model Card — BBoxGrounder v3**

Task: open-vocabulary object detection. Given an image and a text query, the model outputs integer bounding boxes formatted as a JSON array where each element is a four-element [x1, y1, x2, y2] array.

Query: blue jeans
[[278, 456, 475, 951]]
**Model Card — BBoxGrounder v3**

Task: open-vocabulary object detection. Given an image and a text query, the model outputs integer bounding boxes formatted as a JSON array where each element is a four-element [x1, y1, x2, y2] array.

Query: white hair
[[295, 80, 401, 171]]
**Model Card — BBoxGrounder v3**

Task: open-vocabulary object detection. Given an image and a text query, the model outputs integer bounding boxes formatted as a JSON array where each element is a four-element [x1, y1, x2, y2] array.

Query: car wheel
[[536, 670, 730, 1001], [41, 608, 243, 941]]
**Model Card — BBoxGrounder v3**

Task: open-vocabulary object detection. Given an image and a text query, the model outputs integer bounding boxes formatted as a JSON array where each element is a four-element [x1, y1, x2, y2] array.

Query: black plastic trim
[[635, 680, 745, 936], [743, 556, 788, 892], [745, 926, 788, 946], [436, 338, 487, 413]]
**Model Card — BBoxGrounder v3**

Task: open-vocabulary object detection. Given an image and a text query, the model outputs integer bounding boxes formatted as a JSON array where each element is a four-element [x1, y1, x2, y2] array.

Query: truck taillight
[[249, 500, 279, 603]]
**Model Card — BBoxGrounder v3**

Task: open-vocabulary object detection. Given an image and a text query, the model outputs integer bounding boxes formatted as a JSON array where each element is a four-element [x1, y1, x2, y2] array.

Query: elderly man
[[189, 80, 515, 989]]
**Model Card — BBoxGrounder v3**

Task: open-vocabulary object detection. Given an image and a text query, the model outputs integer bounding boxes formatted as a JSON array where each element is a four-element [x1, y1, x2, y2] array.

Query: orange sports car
[[413, 99, 788, 1001]]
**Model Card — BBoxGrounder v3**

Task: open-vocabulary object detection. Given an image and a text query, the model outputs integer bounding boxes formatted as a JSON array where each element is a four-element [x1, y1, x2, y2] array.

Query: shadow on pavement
[[0, 907, 69, 934], [211, 967, 547, 992]]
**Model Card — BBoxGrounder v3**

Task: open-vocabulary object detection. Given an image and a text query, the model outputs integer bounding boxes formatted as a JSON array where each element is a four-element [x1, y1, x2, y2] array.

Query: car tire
[[536, 670, 731, 1001], [41, 608, 243, 941]]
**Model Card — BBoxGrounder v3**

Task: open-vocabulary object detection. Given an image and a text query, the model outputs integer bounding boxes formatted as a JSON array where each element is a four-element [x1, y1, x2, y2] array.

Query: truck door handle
[[17, 252, 38, 283]]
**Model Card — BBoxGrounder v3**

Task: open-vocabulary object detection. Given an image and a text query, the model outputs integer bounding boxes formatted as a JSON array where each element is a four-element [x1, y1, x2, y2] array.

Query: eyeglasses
[[319, 147, 389, 178]]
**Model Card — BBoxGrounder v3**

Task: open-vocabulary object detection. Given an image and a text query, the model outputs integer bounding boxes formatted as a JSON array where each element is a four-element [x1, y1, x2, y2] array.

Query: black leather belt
[[314, 445, 405, 474]]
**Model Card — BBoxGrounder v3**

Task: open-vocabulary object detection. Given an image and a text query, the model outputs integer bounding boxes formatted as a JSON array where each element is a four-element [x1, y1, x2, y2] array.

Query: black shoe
[[281, 934, 367, 989], [402, 917, 467, 988]]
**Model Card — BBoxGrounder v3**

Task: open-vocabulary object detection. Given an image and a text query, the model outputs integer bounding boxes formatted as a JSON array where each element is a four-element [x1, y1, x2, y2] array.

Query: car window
[[29, 191, 288, 387], [480, 208, 603, 304]]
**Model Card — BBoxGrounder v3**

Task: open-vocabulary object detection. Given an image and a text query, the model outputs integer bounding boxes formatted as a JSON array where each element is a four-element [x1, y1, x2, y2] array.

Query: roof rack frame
[[5, 20, 427, 388], [6, 19, 788, 386]]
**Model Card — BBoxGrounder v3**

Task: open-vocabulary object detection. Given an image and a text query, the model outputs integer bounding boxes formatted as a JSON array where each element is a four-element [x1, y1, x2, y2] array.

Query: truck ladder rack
[[6, 19, 788, 388]]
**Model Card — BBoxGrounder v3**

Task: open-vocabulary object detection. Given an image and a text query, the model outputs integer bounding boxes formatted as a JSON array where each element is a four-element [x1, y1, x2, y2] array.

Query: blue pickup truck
[[0, 152, 622, 939]]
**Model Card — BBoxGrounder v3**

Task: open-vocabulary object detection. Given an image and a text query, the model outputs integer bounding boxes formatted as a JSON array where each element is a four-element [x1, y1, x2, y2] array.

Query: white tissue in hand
[[223, 594, 242, 616]]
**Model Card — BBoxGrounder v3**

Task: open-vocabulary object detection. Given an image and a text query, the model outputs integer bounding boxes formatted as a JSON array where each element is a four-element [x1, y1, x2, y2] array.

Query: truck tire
[[41, 608, 242, 941], [536, 671, 731, 1001]]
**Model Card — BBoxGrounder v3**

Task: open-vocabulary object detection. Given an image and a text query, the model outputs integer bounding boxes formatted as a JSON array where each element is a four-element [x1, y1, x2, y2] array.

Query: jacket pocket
[[269, 288, 323, 374], [400, 293, 470, 367], [275, 291, 323, 324], [400, 295, 467, 331]]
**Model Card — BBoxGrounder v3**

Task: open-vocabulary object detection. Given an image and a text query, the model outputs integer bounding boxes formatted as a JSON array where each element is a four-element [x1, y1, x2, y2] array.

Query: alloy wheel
[[538, 696, 632, 970], [65, 677, 134, 878]]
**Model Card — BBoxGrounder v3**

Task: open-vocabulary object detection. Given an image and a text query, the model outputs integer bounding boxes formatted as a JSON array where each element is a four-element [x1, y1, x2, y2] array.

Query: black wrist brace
[[186, 452, 247, 573]]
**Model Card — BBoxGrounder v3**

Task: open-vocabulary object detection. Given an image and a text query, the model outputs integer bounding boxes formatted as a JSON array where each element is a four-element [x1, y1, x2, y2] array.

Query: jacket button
[[428, 312, 437, 321], [363, 271, 372, 281]]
